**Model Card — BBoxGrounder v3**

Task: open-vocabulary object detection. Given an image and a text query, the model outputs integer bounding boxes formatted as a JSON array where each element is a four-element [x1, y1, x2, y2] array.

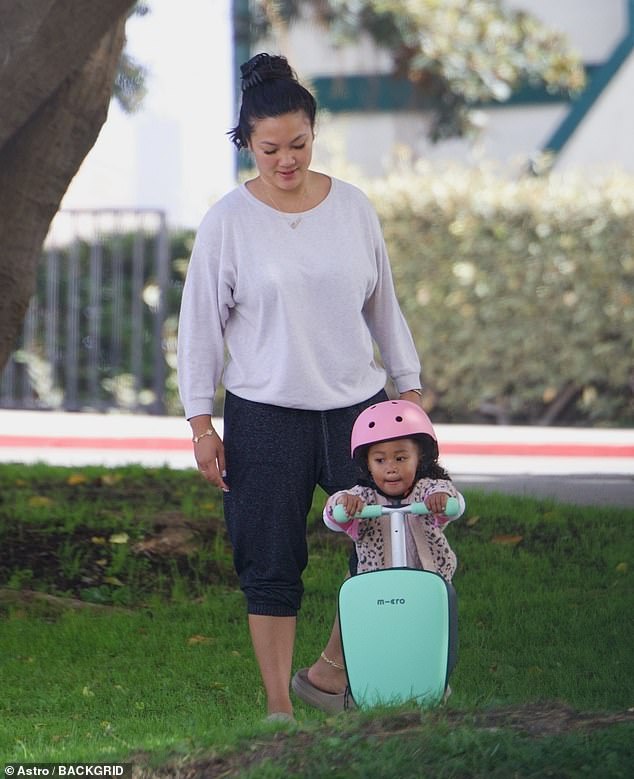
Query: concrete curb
[[0, 409, 632, 476]]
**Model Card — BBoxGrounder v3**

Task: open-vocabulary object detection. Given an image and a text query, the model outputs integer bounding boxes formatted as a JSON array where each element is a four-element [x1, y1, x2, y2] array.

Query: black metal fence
[[1, 209, 171, 414]]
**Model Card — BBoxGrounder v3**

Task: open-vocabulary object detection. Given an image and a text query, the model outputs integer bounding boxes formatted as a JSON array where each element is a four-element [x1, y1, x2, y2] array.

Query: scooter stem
[[390, 507, 407, 568]]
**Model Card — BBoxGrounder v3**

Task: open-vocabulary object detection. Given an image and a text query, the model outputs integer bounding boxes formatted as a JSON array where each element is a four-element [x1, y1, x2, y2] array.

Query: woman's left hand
[[399, 390, 423, 407]]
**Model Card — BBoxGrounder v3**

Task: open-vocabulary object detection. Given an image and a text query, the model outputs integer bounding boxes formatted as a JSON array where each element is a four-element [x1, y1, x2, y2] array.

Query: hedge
[[363, 162, 634, 426]]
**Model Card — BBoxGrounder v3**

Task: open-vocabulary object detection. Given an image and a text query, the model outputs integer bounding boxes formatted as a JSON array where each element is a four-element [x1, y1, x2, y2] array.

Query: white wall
[[313, 105, 571, 176], [557, 50, 634, 173], [503, 0, 626, 62]]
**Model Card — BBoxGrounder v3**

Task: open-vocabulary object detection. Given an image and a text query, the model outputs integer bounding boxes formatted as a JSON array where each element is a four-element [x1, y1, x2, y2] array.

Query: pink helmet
[[351, 400, 438, 460]]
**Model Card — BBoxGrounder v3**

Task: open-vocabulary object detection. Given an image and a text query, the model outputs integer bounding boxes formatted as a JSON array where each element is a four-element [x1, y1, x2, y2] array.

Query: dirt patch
[[0, 510, 235, 602], [132, 511, 209, 557], [443, 701, 634, 737], [131, 702, 634, 779]]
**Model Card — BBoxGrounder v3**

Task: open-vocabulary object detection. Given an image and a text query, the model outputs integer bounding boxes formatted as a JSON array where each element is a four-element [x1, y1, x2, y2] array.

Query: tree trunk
[[0, 0, 135, 148], [0, 0, 135, 372]]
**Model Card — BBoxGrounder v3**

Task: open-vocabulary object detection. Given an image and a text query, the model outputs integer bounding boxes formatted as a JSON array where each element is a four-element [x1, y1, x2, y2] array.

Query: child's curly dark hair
[[421, 460, 452, 481], [409, 436, 452, 481]]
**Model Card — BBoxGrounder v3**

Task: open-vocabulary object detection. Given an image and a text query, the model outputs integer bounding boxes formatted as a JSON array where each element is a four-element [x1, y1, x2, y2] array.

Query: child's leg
[[299, 390, 388, 702]]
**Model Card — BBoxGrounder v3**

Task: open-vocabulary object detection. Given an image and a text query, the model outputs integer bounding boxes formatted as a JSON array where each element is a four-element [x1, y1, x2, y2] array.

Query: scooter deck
[[338, 568, 454, 709]]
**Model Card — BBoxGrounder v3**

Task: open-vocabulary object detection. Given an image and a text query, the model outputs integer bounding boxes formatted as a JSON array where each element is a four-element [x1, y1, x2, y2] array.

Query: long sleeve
[[411, 478, 466, 525], [177, 207, 236, 419], [362, 208, 421, 393], [323, 486, 377, 540]]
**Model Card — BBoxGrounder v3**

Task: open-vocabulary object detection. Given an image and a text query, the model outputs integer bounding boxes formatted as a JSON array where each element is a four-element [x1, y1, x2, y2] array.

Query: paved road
[[0, 410, 632, 509], [454, 473, 633, 509]]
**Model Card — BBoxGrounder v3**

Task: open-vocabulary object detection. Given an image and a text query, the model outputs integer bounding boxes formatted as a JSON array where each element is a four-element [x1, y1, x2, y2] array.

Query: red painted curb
[[0, 436, 190, 451], [441, 442, 634, 458], [0, 436, 632, 458]]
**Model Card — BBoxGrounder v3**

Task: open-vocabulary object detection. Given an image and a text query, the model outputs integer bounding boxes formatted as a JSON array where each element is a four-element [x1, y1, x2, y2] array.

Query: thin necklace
[[262, 181, 309, 229]]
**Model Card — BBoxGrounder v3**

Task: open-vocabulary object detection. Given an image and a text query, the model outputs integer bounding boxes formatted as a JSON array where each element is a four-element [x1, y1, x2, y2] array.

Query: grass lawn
[[1, 463, 632, 777]]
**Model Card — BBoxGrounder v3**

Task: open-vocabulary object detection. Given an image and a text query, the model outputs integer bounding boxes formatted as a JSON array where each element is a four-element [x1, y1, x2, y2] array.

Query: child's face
[[366, 438, 420, 497]]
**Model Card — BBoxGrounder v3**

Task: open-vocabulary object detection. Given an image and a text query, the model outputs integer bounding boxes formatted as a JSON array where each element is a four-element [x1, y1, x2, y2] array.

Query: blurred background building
[[252, 0, 634, 177], [60, 0, 634, 233]]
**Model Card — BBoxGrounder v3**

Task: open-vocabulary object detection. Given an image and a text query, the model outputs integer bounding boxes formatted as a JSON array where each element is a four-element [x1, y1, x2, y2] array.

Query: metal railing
[[0, 209, 170, 414]]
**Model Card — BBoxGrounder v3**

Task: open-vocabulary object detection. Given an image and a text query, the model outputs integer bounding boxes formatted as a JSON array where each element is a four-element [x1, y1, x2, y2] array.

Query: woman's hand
[[399, 389, 423, 407], [336, 492, 366, 518], [191, 419, 229, 491]]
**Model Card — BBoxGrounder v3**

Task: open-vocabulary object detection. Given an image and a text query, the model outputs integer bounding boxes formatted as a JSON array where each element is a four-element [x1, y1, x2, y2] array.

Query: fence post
[[151, 212, 169, 414]]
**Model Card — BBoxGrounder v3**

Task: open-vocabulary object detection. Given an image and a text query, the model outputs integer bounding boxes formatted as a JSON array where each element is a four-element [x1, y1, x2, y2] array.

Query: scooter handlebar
[[332, 496, 460, 524]]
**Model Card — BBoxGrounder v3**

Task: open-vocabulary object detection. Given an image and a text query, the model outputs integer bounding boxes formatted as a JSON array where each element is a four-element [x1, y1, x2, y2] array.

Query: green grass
[[1, 463, 633, 776], [1, 599, 260, 762], [448, 491, 633, 711]]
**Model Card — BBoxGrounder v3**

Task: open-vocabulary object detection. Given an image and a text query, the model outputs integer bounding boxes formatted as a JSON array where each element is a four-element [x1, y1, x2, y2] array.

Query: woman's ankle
[[308, 658, 347, 694], [267, 697, 293, 716]]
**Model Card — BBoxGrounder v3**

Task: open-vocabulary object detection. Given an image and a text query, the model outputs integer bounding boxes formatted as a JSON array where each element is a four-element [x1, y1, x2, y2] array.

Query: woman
[[177, 53, 424, 722]]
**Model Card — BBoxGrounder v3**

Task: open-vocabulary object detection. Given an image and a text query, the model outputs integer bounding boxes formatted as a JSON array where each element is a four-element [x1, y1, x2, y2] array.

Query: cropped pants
[[222, 389, 387, 617]]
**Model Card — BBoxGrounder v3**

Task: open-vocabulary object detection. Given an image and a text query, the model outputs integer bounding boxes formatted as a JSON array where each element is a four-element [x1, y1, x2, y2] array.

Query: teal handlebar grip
[[358, 504, 385, 519], [409, 496, 460, 517], [332, 503, 383, 523], [443, 496, 461, 516], [408, 502, 431, 515]]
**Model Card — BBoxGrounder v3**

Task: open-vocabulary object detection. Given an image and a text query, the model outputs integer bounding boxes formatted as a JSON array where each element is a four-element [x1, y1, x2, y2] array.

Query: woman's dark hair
[[228, 53, 317, 150]]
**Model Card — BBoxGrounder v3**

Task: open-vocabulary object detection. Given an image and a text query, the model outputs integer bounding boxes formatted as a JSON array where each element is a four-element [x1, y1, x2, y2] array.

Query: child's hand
[[425, 492, 450, 517], [336, 493, 366, 518]]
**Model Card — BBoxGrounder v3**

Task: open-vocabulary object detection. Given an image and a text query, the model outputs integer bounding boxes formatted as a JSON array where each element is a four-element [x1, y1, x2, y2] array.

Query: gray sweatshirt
[[177, 177, 421, 418]]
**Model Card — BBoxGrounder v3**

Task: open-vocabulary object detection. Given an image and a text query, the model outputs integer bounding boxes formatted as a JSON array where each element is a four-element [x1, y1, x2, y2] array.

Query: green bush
[[366, 162, 634, 426]]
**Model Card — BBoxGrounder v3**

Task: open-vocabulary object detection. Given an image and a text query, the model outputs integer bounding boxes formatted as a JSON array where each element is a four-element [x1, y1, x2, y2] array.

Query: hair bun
[[240, 53, 294, 91]]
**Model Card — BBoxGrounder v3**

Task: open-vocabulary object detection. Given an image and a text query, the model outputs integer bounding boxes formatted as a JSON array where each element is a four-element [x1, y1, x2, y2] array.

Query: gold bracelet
[[192, 428, 215, 444], [405, 388, 423, 397]]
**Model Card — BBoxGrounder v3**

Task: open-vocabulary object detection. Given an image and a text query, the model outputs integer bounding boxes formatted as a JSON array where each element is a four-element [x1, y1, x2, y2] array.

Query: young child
[[324, 400, 465, 581]]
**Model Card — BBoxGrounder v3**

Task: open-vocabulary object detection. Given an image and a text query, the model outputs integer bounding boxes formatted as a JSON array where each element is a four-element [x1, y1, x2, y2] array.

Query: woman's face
[[248, 111, 314, 193]]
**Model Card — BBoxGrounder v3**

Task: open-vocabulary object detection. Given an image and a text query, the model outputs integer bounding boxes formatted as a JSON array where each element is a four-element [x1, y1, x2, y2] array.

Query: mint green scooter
[[334, 497, 460, 709]]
